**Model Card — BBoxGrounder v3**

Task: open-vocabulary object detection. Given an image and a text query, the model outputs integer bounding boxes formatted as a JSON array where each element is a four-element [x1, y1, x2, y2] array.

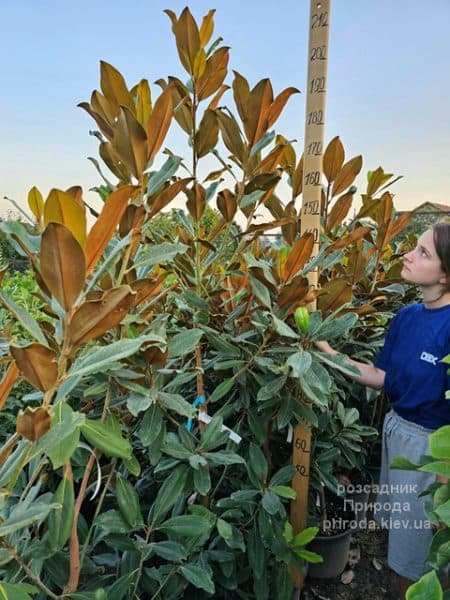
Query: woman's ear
[[439, 272, 450, 286]]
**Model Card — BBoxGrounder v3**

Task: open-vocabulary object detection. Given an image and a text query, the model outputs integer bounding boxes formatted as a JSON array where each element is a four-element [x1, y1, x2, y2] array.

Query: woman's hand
[[314, 341, 338, 355]]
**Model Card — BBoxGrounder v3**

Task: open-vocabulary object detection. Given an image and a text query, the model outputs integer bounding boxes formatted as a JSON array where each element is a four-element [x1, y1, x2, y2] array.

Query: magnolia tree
[[0, 8, 411, 599]]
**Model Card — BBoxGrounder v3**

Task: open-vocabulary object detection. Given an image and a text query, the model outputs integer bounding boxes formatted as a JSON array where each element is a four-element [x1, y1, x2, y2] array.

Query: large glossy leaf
[[84, 185, 137, 275], [116, 473, 143, 528], [195, 109, 219, 158], [113, 107, 148, 180], [135, 78, 152, 127], [67, 286, 135, 348], [326, 192, 354, 232], [283, 233, 314, 281], [158, 514, 211, 537], [405, 569, 443, 600], [68, 336, 158, 379], [197, 47, 229, 100], [172, 7, 200, 74], [168, 329, 203, 359], [81, 419, 132, 458], [0, 582, 38, 599], [0, 495, 60, 537], [27, 186, 44, 222], [43, 188, 87, 246], [48, 476, 75, 548], [147, 178, 192, 220], [245, 79, 273, 146], [153, 465, 189, 523], [323, 136, 345, 183], [0, 291, 48, 345], [133, 242, 188, 270], [180, 564, 215, 594], [0, 361, 20, 410], [146, 86, 173, 161], [267, 86, 300, 128], [10, 344, 57, 392], [40, 223, 86, 311], [16, 406, 52, 441], [100, 60, 134, 113], [36, 402, 84, 469], [429, 426, 450, 460], [331, 155, 363, 197]]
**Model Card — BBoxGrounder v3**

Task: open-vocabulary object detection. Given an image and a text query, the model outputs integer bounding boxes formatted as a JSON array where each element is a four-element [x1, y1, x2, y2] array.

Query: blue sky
[[1, 0, 449, 218]]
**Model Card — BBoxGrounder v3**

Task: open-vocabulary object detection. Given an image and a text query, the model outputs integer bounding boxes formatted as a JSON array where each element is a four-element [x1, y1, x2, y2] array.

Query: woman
[[316, 222, 450, 599]]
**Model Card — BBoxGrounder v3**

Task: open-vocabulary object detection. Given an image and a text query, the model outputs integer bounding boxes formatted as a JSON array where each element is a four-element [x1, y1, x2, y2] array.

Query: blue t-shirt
[[375, 303, 450, 430]]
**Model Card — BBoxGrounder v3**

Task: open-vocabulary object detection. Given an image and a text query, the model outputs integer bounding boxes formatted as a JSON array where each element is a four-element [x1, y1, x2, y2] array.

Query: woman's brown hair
[[432, 222, 450, 289]]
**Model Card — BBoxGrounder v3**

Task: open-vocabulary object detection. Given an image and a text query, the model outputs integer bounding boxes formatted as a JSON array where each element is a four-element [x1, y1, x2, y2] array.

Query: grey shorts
[[373, 410, 435, 581]]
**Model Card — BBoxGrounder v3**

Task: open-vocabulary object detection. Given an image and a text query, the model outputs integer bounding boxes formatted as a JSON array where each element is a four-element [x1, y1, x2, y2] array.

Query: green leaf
[[153, 465, 189, 523], [150, 540, 188, 561], [126, 390, 155, 417], [313, 350, 361, 377], [69, 336, 160, 378], [147, 155, 183, 195], [429, 426, 450, 460], [271, 485, 296, 500], [48, 477, 75, 548], [272, 314, 298, 339], [248, 521, 265, 579], [116, 473, 143, 528], [199, 326, 240, 356], [295, 549, 323, 563], [199, 415, 226, 451], [81, 419, 132, 458], [249, 443, 268, 479], [208, 378, 235, 403], [406, 569, 443, 600], [159, 515, 212, 537], [205, 451, 246, 466], [283, 521, 294, 543], [95, 509, 131, 535], [390, 456, 421, 470], [193, 465, 211, 495], [270, 465, 296, 487], [292, 526, 319, 547], [36, 402, 84, 469], [249, 274, 271, 309], [287, 351, 312, 378], [420, 462, 450, 478], [122, 453, 141, 476], [106, 572, 137, 600], [217, 518, 233, 540], [257, 376, 287, 402], [274, 561, 293, 599], [0, 582, 38, 600], [138, 404, 163, 447], [159, 392, 195, 417], [134, 242, 188, 270], [314, 312, 358, 341], [0, 496, 60, 537], [0, 291, 48, 345], [179, 564, 215, 594], [261, 490, 282, 515], [435, 499, 450, 527], [168, 329, 203, 359]]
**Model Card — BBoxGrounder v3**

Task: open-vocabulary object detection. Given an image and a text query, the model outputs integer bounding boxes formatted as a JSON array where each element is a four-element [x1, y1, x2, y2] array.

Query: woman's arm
[[315, 341, 386, 389]]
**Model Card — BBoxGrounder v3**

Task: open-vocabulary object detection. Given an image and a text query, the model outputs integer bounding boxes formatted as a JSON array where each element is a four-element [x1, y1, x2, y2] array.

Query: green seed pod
[[294, 306, 310, 334]]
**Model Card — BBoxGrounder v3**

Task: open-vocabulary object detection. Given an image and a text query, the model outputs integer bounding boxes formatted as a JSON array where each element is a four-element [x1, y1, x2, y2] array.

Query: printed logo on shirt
[[420, 351, 438, 366]]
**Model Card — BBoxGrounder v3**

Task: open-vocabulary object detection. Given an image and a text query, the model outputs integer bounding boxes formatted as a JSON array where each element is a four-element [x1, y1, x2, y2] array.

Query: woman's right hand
[[314, 340, 338, 355]]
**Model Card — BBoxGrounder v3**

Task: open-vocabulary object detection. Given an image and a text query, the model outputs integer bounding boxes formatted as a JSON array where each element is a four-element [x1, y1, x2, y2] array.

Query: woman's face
[[401, 229, 448, 288]]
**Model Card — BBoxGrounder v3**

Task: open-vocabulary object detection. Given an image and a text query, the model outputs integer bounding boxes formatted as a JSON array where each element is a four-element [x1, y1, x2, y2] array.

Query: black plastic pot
[[307, 527, 353, 579]]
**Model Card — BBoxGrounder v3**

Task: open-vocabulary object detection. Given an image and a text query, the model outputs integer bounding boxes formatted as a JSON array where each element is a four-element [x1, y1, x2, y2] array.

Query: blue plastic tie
[[186, 395, 206, 431]]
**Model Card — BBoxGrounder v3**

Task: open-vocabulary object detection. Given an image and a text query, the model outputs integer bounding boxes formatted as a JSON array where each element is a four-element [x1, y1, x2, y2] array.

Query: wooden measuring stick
[[291, 0, 331, 590]]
